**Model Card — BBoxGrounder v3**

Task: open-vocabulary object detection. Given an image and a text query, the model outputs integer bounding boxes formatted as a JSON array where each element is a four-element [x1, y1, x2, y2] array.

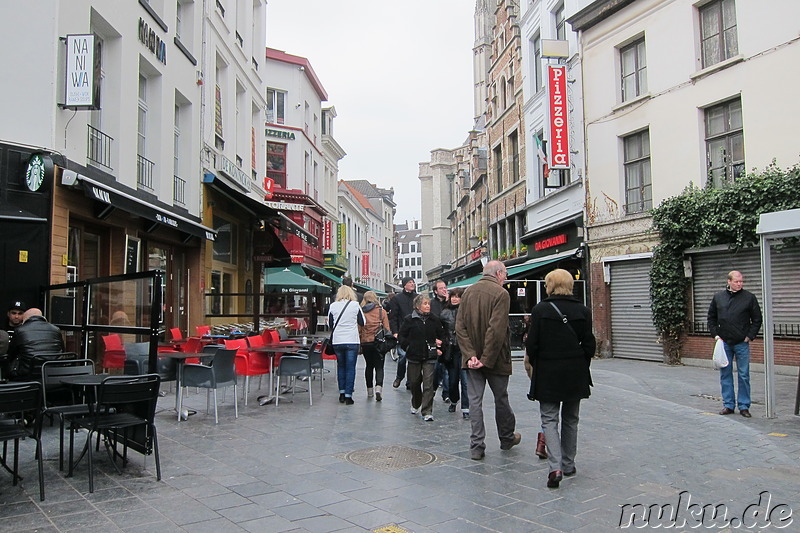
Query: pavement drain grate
[[373, 524, 413, 533], [344, 445, 437, 472]]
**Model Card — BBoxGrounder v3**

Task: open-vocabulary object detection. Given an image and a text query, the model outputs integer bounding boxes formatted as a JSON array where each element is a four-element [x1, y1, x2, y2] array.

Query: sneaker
[[375, 392, 382, 402], [390, 350, 399, 361], [410, 406, 420, 415], [500, 432, 522, 451], [470, 449, 485, 460], [393, 379, 402, 388], [423, 414, 434, 422], [443, 397, 451, 404], [448, 404, 457, 413], [462, 411, 470, 419]]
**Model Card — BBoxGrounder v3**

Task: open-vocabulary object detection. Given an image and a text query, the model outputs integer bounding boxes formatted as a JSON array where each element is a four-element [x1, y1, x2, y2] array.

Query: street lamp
[[469, 235, 480, 249]]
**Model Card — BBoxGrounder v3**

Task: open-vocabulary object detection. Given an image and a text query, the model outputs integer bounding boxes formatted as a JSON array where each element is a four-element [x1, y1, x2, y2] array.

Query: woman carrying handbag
[[358, 291, 391, 401]]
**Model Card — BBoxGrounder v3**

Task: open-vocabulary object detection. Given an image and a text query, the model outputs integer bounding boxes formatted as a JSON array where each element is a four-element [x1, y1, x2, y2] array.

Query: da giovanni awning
[[449, 252, 575, 289], [264, 267, 331, 295]]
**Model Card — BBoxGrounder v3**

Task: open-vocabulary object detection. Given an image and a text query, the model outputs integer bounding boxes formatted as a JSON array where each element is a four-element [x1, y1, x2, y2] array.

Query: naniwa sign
[[65, 34, 101, 109], [547, 65, 569, 169]]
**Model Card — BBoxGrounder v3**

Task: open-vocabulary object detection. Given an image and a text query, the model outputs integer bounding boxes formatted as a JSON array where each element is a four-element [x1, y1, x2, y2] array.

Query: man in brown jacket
[[455, 260, 521, 460]]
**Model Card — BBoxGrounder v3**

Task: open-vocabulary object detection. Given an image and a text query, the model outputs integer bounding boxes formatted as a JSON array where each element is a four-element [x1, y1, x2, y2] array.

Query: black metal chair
[[274, 355, 313, 407], [68, 374, 161, 493], [0, 381, 45, 501], [40, 359, 95, 471], [307, 342, 326, 395], [181, 348, 237, 424]]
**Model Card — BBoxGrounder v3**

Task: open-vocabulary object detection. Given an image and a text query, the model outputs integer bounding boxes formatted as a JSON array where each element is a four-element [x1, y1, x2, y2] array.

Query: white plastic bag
[[712, 338, 729, 369]]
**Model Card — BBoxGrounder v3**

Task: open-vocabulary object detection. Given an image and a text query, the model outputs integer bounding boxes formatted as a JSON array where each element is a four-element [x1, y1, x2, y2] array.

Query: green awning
[[303, 264, 342, 285], [449, 255, 568, 288], [264, 267, 331, 294], [265, 264, 305, 277], [354, 282, 387, 297]]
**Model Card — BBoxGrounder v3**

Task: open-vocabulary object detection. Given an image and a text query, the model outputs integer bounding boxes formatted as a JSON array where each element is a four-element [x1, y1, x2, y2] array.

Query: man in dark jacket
[[389, 277, 416, 388], [707, 270, 762, 418], [455, 261, 521, 460], [7, 308, 65, 381]]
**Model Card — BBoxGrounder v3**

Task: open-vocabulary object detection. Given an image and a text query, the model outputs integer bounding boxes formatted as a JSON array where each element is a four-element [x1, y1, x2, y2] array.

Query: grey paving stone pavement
[[1, 357, 798, 532]]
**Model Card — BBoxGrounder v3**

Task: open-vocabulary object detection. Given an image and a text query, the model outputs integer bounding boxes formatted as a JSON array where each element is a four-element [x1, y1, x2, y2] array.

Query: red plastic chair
[[195, 325, 211, 336], [225, 338, 270, 405], [100, 334, 126, 372], [170, 328, 184, 342], [182, 337, 204, 364]]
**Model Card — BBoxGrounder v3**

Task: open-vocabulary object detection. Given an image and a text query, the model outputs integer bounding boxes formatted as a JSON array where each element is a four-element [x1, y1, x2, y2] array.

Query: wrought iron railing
[[173, 175, 186, 206], [137, 155, 154, 191], [87, 125, 113, 169]]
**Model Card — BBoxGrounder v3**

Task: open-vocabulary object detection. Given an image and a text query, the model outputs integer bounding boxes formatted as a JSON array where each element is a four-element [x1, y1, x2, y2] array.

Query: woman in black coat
[[526, 269, 596, 489], [399, 294, 444, 421]]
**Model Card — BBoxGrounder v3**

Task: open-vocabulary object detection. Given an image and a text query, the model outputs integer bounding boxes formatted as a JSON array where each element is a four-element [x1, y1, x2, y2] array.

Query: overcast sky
[[266, 0, 476, 224]]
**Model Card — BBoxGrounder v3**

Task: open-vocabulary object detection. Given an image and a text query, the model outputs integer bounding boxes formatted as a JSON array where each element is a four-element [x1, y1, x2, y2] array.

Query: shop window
[[212, 215, 237, 264]]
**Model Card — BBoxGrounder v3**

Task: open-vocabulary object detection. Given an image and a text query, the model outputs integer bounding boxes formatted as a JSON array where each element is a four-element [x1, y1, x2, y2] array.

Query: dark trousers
[[407, 360, 436, 416], [362, 342, 385, 388]]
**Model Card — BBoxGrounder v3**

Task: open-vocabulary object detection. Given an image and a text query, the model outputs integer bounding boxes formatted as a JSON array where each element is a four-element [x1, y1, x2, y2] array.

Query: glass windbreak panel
[[88, 279, 153, 329]]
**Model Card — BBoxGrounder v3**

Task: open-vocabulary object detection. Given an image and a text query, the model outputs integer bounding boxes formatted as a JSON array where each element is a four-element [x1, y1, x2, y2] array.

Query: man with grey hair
[[456, 260, 521, 460]]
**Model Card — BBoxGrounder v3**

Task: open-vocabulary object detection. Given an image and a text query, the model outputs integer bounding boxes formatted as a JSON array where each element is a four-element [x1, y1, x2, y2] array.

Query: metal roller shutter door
[[610, 259, 663, 361], [691, 246, 800, 336]]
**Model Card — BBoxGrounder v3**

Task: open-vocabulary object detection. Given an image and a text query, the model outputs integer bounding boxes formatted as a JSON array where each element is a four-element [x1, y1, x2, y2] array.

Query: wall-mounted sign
[[264, 200, 305, 211], [534, 233, 568, 251], [547, 65, 570, 169], [138, 18, 166, 64], [216, 154, 250, 191], [125, 236, 140, 274], [24, 154, 53, 192], [323, 220, 332, 251], [266, 128, 296, 140], [361, 251, 370, 278], [263, 177, 274, 199], [337, 224, 346, 257], [64, 34, 101, 108]]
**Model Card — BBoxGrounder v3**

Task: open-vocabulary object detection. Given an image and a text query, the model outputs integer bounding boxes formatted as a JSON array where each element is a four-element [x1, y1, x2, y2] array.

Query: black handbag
[[373, 308, 397, 355]]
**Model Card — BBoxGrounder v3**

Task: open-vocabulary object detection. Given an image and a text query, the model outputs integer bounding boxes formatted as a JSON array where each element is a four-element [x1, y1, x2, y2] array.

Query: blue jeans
[[395, 345, 407, 381], [335, 344, 359, 398], [720, 341, 750, 410]]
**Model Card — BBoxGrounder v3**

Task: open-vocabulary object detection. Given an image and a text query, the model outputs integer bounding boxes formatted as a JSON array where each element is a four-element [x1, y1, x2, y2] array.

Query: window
[[700, 0, 738, 68], [509, 131, 519, 182], [212, 215, 237, 264], [554, 4, 566, 41], [705, 98, 744, 188], [138, 75, 147, 157], [266, 88, 286, 124], [173, 105, 180, 178], [267, 142, 286, 187], [623, 129, 652, 214], [532, 36, 542, 91], [175, 0, 183, 41], [494, 144, 503, 192], [620, 39, 647, 102]]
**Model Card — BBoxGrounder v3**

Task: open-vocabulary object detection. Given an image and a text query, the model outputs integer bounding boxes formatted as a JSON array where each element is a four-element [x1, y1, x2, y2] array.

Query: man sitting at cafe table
[[7, 308, 65, 381]]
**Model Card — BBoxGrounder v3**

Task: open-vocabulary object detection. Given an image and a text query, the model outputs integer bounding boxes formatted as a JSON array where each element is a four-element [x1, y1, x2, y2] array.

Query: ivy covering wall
[[649, 162, 800, 364]]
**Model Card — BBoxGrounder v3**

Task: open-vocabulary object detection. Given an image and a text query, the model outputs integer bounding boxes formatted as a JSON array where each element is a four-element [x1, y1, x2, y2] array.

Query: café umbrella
[[264, 267, 332, 295]]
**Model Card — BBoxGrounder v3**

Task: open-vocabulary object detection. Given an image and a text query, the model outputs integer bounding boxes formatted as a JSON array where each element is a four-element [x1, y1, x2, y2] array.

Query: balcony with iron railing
[[173, 175, 186, 207], [137, 155, 154, 191], [87, 125, 113, 170]]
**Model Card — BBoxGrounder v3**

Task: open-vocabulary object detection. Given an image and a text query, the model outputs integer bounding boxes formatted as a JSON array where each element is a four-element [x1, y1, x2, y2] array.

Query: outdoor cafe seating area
[[0, 324, 333, 501]]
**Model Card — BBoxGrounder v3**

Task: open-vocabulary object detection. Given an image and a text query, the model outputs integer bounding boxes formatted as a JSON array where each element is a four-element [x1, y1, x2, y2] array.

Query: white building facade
[[569, 0, 800, 359]]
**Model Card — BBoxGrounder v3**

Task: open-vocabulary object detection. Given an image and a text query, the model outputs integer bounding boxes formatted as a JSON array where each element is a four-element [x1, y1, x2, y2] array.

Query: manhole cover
[[344, 445, 437, 472], [373, 524, 413, 533]]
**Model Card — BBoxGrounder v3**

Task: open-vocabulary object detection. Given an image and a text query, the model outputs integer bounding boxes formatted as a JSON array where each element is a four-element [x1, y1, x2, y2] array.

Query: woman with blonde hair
[[328, 285, 365, 405], [358, 291, 391, 401], [526, 268, 596, 488]]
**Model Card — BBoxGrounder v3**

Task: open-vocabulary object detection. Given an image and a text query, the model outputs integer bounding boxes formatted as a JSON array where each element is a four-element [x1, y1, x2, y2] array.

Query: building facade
[[569, 0, 800, 362], [395, 221, 424, 288]]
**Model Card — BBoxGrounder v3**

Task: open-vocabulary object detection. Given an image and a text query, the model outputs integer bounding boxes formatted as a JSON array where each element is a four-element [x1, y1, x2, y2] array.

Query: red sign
[[323, 220, 332, 250], [534, 233, 568, 251], [548, 66, 570, 169], [470, 248, 483, 261], [263, 177, 274, 199], [361, 251, 369, 278]]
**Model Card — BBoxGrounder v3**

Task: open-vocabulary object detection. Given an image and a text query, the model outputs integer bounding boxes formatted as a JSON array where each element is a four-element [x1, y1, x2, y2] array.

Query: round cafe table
[[162, 352, 213, 421], [249, 343, 310, 405]]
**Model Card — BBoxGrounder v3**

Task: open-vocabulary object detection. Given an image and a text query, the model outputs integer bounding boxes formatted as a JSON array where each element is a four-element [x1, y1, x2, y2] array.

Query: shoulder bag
[[373, 307, 397, 355], [321, 300, 351, 356]]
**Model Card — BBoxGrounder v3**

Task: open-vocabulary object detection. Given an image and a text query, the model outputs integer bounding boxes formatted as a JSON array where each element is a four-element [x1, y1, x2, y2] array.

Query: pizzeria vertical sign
[[547, 65, 569, 169]]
